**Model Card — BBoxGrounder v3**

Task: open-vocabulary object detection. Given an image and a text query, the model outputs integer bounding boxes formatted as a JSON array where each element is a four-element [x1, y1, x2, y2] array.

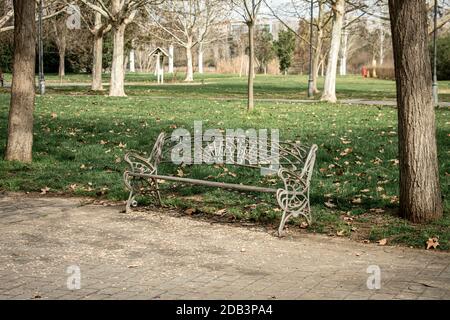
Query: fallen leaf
[[352, 198, 362, 204], [40, 187, 50, 195], [378, 238, 387, 246], [324, 201, 336, 208], [337, 230, 345, 236], [185, 208, 196, 215], [216, 209, 227, 215], [426, 237, 439, 250], [300, 222, 309, 229]]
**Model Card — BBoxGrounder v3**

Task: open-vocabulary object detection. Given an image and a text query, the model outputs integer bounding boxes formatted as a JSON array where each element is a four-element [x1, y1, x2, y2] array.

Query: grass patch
[[0, 74, 448, 250]]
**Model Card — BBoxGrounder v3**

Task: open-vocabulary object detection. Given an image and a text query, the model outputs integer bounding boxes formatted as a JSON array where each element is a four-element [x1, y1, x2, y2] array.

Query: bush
[[432, 33, 450, 80]]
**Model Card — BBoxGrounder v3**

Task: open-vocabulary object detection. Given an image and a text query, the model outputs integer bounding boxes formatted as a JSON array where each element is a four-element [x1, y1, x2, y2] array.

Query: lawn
[[0, 74, 448, 250], [2, 72, 450, 102]]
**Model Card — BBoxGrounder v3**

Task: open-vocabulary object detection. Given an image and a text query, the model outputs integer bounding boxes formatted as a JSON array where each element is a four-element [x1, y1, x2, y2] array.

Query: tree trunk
[[312, 26, 323, 94], [312, 1, 324, 94], [91, 12, 104, 91], [168, 44, 174, 73], [247, 22, 255, 111], [339, 29, 347, 76], [185, 40, 194, 81], [198, 42, 204, 74], [379, 28, 385, 66], [388, 0, 443, 222], [92, 32, 104, 91], [321, 0, 345, 103], [5, 0, 36, 163], [58, 37, 65, 78], [109, 23, 126, 96], [53, 17, 67, 79], [129, 49, 135, 72]]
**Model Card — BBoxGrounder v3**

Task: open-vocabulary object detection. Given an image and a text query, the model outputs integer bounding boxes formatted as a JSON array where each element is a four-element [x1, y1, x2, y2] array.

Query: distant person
[[361, 66, 368, 78]]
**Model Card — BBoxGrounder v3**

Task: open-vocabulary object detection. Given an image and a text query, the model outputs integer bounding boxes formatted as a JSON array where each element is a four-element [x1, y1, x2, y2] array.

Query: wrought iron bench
[[123, 132, 318, 236]]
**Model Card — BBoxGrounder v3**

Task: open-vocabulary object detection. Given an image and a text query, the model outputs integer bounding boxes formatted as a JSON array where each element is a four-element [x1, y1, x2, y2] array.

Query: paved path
[[0, 193, 449, 300]]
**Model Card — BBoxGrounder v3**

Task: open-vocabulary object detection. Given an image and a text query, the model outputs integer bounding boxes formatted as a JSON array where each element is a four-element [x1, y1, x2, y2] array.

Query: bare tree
[[5, 0, 36, 162], [0, 0, 66, 33], [51, 9, 69, 78], [320, 0, 345, 103], [388, 0, 443, 222], [80, 0, 159, 96], [74, 2, 112, 91], [196, 0, 230, 74], [146, 0, 225, 81], [232, 0, 264, 111]]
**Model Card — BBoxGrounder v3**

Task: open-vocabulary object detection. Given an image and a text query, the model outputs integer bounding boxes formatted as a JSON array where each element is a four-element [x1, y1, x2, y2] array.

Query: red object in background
[[361, 66, 368, 78]]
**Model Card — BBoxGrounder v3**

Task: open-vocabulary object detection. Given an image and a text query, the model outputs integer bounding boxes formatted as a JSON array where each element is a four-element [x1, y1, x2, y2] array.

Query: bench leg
[[151, 178, 162, 206], [278, 209, 293, 237], [125, 190, 137, 214]]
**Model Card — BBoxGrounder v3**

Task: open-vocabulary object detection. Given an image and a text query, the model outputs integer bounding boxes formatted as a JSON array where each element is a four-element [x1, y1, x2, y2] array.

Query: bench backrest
[[148, 132, 317, 178]]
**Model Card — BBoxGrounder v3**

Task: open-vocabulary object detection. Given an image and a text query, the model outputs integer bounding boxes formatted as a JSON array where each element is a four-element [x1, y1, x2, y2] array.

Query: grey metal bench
[[123, 132, 318, 236]]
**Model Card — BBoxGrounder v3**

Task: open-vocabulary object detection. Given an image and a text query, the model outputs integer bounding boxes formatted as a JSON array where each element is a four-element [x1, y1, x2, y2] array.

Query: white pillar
[[168, 44, 174, 73], [155, 53, 160, 80], [129, 49, 135, 73]]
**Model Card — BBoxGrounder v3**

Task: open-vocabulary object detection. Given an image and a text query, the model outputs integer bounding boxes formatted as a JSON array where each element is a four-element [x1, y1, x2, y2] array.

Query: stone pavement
[[0, 193, 449, 300]]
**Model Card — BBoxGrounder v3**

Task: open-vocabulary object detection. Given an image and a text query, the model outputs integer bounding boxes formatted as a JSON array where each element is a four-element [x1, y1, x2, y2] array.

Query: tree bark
[[168, 44, 174, 73], [185, 38, 194, 81], [312, 26, 323, 94], [312, 1, 325, 94], [321, 0, 345, 103], [247, 21, 255, 111], [109, 23, 126, 96], [388, 0, 443, 222], [92, 32, 104, 90], [339, 29, 347, 76], [53, 17, 67, 78], [5, 0, 36, 163], [198, 42, 204, 74]]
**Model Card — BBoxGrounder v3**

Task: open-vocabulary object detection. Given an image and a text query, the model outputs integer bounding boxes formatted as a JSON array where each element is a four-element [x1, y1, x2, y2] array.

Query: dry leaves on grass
[[184, 208, 196, 215], [378, 238, 387, 246]]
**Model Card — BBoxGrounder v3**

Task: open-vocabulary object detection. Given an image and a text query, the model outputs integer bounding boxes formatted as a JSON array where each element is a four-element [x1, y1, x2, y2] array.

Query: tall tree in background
[[388, 0, 443, 222], [5, 0, 36, 162], [321, 0, 345, 103], [274, 29, 295, 74], [255, 29, 274, 74], [232, 0, 263, 111], [81, 0, 157, 96], [147, 0, 225, 82], [52, 12, 68, 78]]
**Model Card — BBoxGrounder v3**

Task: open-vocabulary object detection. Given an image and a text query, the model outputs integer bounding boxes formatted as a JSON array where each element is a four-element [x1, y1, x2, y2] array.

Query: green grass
[[0, 74, 448, 250], [2, 72, 450, 101]]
